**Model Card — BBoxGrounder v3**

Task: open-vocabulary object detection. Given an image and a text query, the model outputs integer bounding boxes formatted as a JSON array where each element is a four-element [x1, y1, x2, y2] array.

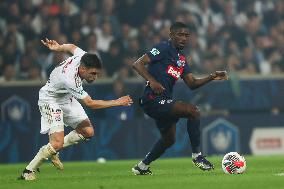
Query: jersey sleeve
[[146, 43, 167, 63], [63, 76, 88, 100], [181, 62, 191, 78], [73, 47, 87, 57]]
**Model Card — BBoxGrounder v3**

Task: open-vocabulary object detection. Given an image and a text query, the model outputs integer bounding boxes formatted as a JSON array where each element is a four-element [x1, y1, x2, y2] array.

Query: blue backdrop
[[0, 78, 283, 163]]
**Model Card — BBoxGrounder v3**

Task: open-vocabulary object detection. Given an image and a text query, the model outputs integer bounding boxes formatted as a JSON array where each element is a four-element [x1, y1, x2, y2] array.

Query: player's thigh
[[155, 119, 177, 134], [142, 98, 177, 120], [61, 99, 90, 129], [155, 121, 176, 146], [170, 101, 200, 119], [39, 103, 64, 135]]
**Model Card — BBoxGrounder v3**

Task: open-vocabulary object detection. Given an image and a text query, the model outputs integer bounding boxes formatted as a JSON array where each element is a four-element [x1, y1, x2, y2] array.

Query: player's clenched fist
[[116, 95, 133, 106], [210, 71, 229, 80]]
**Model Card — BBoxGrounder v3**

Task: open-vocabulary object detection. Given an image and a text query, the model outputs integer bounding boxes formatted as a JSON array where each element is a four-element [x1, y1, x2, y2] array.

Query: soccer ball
[[222, 152, 246, 174]]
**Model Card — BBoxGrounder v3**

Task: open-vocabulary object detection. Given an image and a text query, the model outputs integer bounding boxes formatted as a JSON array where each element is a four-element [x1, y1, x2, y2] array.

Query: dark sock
[[142, 139, 168, 165], [187, 118, 201, 153]]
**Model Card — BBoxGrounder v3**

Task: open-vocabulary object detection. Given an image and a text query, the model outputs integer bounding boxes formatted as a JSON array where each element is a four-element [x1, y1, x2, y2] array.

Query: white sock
[[26, 143, 56, 171], [138, 161, 149, 170], [192, 152, 202, 159], [63, 130, 85, 148]]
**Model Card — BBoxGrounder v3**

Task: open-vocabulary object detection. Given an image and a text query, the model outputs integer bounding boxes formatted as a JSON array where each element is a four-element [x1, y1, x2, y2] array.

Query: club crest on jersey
[[167, 65, 183, 80], [176, 54, 186, 67]]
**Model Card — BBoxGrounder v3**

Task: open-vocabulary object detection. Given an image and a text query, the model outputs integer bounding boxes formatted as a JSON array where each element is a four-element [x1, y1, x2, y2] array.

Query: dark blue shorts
[[140, 97, 179, 132]]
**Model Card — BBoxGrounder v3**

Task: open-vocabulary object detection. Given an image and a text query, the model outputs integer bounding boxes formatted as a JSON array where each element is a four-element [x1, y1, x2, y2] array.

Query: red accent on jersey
[[178, 54, 186, 62], [62, 59, 73, 73], [166, 65, 184, 80]]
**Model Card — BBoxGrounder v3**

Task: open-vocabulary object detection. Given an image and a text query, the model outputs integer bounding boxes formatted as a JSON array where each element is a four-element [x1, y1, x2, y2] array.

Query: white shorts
[[39, 99, 88, 135]]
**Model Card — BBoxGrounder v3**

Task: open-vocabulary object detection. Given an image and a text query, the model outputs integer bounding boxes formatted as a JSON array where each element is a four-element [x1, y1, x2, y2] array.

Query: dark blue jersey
[[141, 40, 191, 100]]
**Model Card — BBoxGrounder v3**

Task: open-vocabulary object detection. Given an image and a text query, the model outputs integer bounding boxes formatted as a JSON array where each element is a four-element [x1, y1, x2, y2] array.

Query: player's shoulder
[[149, 41, 170, 55], [153, 41, 170, 50], [74, 47, 87, 57], [57, 58, 79, 79]]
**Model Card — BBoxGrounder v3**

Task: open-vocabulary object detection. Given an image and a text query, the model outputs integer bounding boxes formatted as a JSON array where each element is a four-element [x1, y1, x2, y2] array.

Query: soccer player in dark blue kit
[[131, 22, 228, 175]]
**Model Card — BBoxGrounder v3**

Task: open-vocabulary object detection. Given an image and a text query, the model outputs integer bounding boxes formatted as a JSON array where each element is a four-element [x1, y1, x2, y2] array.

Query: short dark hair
[[80, 53, 102, 69], [170, 22, 188, 33]]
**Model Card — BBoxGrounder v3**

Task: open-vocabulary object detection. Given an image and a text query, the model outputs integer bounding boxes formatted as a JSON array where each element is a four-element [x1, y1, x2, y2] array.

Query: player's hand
[[41, 38, 61, 51], [210, 71, 229, 80], [149, 80, 165, 95], [116, 95, 133, 106]]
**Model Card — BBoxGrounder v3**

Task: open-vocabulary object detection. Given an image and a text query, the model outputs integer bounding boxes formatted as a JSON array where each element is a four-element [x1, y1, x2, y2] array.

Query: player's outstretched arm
[[183, 71, 228, 90], [41, 38, 77, 55], [80, 95, 133, 109], [132, 54, 165, 94]]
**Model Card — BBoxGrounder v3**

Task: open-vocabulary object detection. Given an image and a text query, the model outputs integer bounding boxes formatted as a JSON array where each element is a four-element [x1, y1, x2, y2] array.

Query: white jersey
[[39, 47, 89, 105]]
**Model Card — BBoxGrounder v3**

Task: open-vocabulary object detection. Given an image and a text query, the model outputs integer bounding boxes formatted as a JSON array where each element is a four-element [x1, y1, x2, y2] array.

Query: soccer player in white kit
[[20, 38, 133, 181]]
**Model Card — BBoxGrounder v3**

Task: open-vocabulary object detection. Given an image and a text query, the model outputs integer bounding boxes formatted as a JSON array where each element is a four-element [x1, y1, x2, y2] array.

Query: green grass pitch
[[0, 156, 283, 189]]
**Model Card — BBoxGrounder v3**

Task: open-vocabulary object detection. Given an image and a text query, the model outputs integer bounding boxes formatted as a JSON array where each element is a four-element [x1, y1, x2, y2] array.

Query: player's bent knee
[[76, 119, 95, 139], [49, 132, 64, 151], [86, 127, 94, 138], [50, 141, 64, 151], [80, 127, 94, 139]]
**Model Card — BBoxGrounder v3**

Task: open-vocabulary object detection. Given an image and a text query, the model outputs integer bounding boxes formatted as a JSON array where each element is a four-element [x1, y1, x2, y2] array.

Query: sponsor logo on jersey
[[167, 65, 184, 80], [74, 72, 82, 88]]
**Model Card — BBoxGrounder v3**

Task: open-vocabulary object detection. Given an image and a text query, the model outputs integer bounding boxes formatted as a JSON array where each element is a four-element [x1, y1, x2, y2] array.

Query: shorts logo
[[54, 115, 61, 122], [167, 100, 173, 103], [167, 65, 183, 80], [53, 109, 62, 122], [55, 109, 61, 113], [159, 100, 166, 104], [159, 99, 173, 104], [150, 48, 160, 56]]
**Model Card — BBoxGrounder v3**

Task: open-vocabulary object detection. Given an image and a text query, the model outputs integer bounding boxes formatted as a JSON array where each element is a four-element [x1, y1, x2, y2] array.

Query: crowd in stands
[[0, 0, 284, 82]]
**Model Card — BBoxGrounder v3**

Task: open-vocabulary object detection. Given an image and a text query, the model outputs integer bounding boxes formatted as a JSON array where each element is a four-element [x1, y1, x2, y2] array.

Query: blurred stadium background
[[0, 0, 284, 164]]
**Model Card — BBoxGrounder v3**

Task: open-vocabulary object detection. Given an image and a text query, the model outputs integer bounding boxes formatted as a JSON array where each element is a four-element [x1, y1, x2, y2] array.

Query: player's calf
[[19, 143, 57, 180]]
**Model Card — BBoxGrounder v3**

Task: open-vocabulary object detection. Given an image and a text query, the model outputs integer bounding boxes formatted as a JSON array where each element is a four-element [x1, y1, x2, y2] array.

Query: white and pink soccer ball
[[222, 152, 246, 174]]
